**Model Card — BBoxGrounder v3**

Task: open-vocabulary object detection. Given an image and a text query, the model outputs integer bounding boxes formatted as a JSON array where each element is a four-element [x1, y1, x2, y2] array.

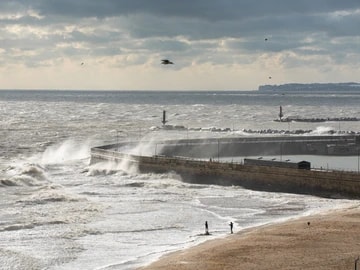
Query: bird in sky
[[161, 59, 174, 65]]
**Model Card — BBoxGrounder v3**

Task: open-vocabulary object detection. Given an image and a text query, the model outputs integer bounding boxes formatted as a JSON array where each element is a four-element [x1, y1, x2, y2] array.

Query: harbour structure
[[152, 134, 360, 157], [274, 106, 360, 122], [162, 110, 167, 125], [90, 135, 360, 198], [243, 158, 311, 170], [274, 116, 360, 123]]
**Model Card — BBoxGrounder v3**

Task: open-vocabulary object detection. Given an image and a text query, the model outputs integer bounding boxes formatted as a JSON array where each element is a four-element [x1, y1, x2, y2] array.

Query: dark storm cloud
[[27, 0, 360, 20], [3, 1, 360, 40], [1, 0, 360, 68]]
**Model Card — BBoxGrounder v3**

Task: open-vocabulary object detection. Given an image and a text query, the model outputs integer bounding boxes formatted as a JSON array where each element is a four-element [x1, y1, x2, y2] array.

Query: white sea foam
[[40, 139, 91, 165], [86, 159, 139, 176], [2, 162, 48, 186], [309, 126, 335, 135]]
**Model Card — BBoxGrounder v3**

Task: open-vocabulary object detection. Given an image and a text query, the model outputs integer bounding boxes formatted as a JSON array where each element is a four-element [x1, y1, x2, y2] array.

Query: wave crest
[[3, 163, 48, 187], [85, 160, 139, 176]]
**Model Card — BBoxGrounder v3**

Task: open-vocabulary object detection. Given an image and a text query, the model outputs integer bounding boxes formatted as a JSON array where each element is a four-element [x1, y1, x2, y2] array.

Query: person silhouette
[[205, 221, 209, 235], [229, 222, 233, 234]]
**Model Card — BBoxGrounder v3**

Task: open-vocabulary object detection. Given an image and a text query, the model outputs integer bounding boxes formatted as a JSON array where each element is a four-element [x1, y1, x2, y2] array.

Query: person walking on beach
[[229, 222, 233, 234], [205, 221, 209, 235]]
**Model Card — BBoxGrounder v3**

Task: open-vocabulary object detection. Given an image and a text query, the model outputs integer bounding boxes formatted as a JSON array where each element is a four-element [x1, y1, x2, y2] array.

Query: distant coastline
[[258, 82, 360, 91]]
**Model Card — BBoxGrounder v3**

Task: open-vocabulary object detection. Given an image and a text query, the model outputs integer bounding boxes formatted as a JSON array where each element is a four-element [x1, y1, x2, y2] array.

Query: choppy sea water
[[0, 90, 359, 270]]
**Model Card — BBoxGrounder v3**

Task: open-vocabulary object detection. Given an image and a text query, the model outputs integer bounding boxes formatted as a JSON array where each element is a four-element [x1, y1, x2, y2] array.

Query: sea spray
[[86, 159, 139, 176], [40, 139, 92, 165], [309, 126, 335, 135]]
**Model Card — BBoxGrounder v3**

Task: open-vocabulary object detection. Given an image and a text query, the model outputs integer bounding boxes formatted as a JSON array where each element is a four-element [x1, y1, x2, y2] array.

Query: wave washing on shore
[[0, 90, 359, 269]]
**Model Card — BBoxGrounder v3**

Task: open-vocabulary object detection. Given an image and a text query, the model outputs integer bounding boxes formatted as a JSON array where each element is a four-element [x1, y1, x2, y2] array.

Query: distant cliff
[[258, 82, 360, 92]]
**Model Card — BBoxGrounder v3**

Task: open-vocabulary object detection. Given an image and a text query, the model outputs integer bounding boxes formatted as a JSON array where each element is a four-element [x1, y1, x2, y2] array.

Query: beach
[[141, 205, 360, 270]]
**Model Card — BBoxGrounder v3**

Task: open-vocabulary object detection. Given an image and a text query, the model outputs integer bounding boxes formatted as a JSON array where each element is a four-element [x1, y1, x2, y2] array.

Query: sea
[[0, 89, 360, 270]]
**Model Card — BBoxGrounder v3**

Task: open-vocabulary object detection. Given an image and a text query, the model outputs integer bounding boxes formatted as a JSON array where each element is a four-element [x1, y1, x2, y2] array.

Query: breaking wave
[[309, 126, 335, 135], [2, 163, 48, 187], [85, 160, 139, 176], [17, 186, 84, 205], [0, 179, 18, 187], [40, 139, 91, 165]]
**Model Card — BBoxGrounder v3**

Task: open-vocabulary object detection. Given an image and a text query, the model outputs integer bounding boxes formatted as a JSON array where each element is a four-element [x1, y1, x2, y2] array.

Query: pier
[[90, 135, 360, 198]]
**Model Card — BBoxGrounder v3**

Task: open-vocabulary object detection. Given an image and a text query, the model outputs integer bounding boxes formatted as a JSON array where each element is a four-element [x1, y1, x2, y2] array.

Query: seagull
[[161, 59, 174, 65]]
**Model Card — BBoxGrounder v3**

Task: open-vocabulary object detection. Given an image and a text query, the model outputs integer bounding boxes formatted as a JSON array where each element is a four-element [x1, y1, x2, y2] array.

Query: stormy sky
[[1, 0, 359, 90]]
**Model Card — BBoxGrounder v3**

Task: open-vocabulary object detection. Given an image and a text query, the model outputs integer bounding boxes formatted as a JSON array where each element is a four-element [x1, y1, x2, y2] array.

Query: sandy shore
[[140, 205, 360, 270]]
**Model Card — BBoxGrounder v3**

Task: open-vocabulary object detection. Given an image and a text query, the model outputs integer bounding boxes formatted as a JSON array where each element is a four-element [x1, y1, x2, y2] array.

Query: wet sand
[[140, 205, 360, 270]]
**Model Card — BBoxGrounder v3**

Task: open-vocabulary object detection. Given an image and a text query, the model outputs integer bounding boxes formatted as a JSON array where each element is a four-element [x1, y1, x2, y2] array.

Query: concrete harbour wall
[[90, 143, 360, 198], [144, 135, 359, 158]]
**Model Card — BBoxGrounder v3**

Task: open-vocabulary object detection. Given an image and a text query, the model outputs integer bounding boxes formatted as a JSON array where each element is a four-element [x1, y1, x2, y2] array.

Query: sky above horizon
[[1, 1, 360, 90]]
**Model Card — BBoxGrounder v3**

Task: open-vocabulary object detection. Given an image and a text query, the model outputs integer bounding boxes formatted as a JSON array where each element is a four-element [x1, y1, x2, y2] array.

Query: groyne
[[90, 135, 360, 198]]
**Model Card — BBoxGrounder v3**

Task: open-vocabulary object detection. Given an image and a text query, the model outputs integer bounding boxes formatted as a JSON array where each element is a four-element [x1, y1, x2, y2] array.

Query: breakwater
[[90, 135, 360, 198], [155, 135, 360, 157], [274, 117, 360, 123]]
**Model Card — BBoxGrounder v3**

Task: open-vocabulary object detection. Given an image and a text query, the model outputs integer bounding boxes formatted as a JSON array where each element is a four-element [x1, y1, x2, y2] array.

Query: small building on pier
[[244, 158, 311, 170]]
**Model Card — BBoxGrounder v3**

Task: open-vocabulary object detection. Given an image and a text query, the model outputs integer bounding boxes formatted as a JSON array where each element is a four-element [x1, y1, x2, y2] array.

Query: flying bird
[[161, 59, 174, 65]]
